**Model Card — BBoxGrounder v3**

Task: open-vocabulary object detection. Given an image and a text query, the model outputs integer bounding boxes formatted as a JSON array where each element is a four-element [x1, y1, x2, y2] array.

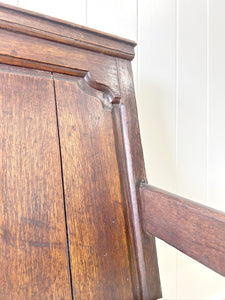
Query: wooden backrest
[[0, 3, 161, 299], [0, 3, 224, 300]]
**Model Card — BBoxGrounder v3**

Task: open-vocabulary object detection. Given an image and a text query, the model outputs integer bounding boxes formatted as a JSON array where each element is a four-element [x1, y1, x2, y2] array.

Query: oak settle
[[0, 3, 161, 300], [0, 3, 224, 300]]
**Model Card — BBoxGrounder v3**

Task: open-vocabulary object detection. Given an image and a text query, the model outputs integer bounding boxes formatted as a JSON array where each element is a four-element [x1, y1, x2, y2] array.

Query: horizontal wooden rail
[[139, 183, 225, 276]]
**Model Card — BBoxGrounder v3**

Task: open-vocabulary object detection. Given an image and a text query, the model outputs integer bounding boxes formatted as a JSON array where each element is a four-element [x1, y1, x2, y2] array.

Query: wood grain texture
[[54, 73, 134, 299], [116, 59, 162, 300], [0, 29, 121, 101], [140, 183, 225, 277], [0, 3, 135, 60], [112, 105, 142, 299], [0, 65, 72, 299], [0, 5, 163, 299]]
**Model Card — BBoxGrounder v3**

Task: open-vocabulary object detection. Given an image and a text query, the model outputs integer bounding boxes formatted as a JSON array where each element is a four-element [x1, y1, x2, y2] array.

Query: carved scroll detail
[[84, 72, 120, 104]]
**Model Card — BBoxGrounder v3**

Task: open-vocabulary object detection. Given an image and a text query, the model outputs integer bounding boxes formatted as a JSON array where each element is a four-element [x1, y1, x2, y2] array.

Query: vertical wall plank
[[18, 0, 86, 25], [176, 1, 207, 298], [177, 0, 225, 298], [86, 0, 136, 40], [138, 0, 177, 298], [208, 0, 225, 213], [176, 0, 207, 204], [138, 0, 176, 192], [207, 0, 225, 297]]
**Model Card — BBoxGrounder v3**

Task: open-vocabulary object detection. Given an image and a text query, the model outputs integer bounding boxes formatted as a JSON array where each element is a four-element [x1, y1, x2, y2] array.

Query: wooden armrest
[[139, 183, 225, 276]]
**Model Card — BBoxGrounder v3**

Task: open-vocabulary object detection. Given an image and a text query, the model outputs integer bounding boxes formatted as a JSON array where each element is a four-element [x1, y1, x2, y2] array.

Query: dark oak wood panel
[[116, 59, 162, 300], [140, 183, 225, 277], [54, 74, 134, 299], [0, 65, 72, 299]]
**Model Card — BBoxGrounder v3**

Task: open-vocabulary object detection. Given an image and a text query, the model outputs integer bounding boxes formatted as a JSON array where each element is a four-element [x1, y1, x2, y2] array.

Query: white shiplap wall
[[2, 0, 225, 298]]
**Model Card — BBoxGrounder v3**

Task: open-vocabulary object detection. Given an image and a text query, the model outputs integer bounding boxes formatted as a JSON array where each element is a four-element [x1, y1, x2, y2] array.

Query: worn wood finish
[[116, 59, 162, 300], [0, 65, 72, 299], [0, 4, 162, 299], [2, 3, 225, 299], [140, 183, 225, 277], [112, 105, 143, 299], [53, 74, 134, 299]]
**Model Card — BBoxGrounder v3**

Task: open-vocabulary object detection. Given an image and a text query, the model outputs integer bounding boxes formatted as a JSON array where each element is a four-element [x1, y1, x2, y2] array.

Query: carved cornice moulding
[[0, 3, 136, 60]]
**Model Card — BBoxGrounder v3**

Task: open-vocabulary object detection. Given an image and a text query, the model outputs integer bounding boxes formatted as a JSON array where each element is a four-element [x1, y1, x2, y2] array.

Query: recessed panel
[[54, 74, 133, 299], [0, 65, 72, 299]]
